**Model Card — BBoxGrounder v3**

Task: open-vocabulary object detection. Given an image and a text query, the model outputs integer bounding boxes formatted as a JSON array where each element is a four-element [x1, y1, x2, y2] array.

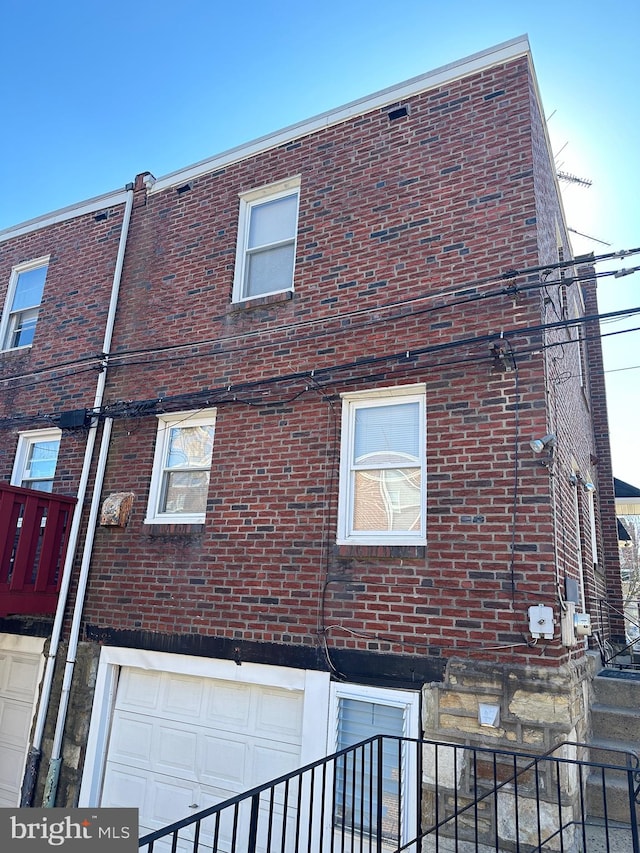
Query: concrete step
[[591, 703, 640, 743], [586, 771, 640, 824], [593, 671, 640, 710], [589, 737, 640, 769]]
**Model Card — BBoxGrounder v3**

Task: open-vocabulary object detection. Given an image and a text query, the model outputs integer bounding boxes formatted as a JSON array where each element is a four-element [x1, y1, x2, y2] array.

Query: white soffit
[[150, 35, 532, 194], [0, 188, 130, 244], [0, 36, 535, 241]]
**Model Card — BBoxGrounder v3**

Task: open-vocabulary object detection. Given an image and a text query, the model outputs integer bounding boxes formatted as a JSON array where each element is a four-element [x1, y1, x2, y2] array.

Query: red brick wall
[[1, 54, 613, 671], [527, 74, 617, 646], [81, 57, 579, 668], [0, 205, 126, 495], [581, 268, 624, 640]]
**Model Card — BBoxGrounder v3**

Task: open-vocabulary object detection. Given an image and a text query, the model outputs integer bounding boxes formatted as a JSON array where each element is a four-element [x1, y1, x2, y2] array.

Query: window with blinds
[[335, 698, 405, 838], [337, 386, 426, 544]]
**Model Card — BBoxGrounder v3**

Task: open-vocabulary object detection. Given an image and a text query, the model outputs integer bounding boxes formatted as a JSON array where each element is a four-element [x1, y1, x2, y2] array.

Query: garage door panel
[[106, 712, 154, 767], [117, 668, 162, 711], [250, 741, 302, 785], [200, 734, 248, 787], [0, 742, 26, 789], [101, 667, 305, 836], [162, 674, 205, 719], [0, 699, 34, 744], [0, 654, 41, 698], [254, 689, 303, 741], [147, 775, 200, 829], [205, 681, 251, 728], [100, 763, 150, 810], [155, 723, 199, 776]]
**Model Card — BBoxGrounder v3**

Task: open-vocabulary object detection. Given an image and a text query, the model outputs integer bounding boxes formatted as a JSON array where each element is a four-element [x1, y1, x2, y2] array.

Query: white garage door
[[100, 667, 305, 843], [0, 636, 45, 807]]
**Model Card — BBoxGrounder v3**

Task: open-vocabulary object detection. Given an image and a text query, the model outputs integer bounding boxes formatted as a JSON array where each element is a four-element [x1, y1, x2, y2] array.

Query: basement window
[[330, 683, 419, 844]]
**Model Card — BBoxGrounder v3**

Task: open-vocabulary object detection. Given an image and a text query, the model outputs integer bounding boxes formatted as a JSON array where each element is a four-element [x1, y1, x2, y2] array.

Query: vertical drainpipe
[[20, 183, 135, 807]]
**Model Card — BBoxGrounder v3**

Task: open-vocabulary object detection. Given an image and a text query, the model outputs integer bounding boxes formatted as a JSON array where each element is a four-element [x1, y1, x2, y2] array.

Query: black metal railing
[[138, 736, 640, 853], [597, 598, 640, 669]]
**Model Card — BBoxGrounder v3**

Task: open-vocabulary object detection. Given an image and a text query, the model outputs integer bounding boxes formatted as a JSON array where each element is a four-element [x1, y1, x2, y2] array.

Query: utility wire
[[2, 306, 637, 429], [97, 262, 640, 371], [1, 259, 637, 394]]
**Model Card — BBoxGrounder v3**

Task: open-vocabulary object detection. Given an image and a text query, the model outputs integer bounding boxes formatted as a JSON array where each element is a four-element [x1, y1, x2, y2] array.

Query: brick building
[[0, 186, 133, 806], [0, 35, 624, 836]]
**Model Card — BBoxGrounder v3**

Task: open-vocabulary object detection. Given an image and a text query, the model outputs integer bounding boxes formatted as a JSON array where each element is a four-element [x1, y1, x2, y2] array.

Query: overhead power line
[[1, 312, 638, 430], [1, 248, 639, 391]]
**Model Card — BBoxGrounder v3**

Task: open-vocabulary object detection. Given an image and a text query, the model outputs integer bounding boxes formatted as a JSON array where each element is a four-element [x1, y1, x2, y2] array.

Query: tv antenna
[[557, 171, 592, 188]]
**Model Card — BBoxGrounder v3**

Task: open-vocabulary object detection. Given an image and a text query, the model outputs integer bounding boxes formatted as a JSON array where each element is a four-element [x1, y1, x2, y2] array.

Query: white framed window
[[329, 683, 420, 846], [337, 385, 427, 545], [232, 177, 300, 302], [1, 257, 49, 350], [145, 409, 216, 524], [11, 428, 61, 492]]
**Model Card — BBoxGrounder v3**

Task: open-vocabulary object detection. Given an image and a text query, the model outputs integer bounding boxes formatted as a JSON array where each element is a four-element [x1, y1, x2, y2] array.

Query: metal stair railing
[[597, 598, 640, 670], [138, 736, 640, 853]]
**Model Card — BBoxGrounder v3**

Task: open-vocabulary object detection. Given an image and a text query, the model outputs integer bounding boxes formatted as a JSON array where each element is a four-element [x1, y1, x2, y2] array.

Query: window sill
[[144, 522, 205, 537], [228, 290, 293, 312], [336, 543, 426, 560], [0, 344, 32, 355]]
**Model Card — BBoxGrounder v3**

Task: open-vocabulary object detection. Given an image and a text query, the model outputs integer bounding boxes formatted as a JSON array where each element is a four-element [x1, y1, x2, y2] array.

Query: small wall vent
[[388, 105, 409, 122]]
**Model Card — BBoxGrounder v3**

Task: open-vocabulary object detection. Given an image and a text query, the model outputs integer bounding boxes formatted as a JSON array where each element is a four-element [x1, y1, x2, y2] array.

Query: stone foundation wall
[[422, 656, 595, 749], [34, 641, 100, 807], [421, 655, 598, 850]]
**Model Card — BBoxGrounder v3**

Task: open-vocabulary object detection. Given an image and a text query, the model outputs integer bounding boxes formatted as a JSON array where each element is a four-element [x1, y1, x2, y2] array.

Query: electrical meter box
[[528, 604, 554, 639]]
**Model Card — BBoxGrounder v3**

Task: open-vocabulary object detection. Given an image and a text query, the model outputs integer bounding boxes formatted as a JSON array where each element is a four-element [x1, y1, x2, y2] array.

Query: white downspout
[[21, 183, 134, 807]]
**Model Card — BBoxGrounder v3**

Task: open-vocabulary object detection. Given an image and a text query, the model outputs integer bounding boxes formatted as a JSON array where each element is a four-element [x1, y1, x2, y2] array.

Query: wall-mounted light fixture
[[529, 433, 556, 454], [572, 473, 596, 492]]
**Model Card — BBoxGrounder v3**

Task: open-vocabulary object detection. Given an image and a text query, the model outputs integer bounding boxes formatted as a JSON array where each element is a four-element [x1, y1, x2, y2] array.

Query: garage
[[94, 656, 329, 844], [0, 634, 45, 807]]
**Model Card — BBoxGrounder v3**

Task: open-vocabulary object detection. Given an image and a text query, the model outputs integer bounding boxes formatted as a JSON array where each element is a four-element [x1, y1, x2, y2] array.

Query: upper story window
[[11, 428, 61, 492], [145, 409, 217, 525], [1, 257, 49, 351], [232, 178, 300, 302], [337, 385, 427, 545]]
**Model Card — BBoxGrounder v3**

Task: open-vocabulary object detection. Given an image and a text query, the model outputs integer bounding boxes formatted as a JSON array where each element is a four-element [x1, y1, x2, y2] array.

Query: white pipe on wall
[[21, 184, 134, 807]]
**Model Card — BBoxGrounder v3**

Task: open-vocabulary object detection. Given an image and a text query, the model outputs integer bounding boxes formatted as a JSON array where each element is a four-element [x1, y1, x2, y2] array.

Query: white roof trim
[[150, 35, 531, 194], [0, 188, 131, 244]]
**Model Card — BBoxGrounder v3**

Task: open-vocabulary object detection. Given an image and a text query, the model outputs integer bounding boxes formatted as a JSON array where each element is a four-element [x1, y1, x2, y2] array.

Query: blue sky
[[1, 0, 639, 484]]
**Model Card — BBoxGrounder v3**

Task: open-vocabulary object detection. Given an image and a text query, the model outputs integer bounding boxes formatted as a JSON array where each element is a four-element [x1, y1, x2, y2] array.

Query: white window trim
[[587, 485, 599, 567], [10, 427, 61, 490], [328, 682, 420, 846], [144, 408, 217, 525], [337, 384, 427, 546], [570, 464, 587, 613], [0, 255, 50, 351], [231, 176, 301, 303]]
